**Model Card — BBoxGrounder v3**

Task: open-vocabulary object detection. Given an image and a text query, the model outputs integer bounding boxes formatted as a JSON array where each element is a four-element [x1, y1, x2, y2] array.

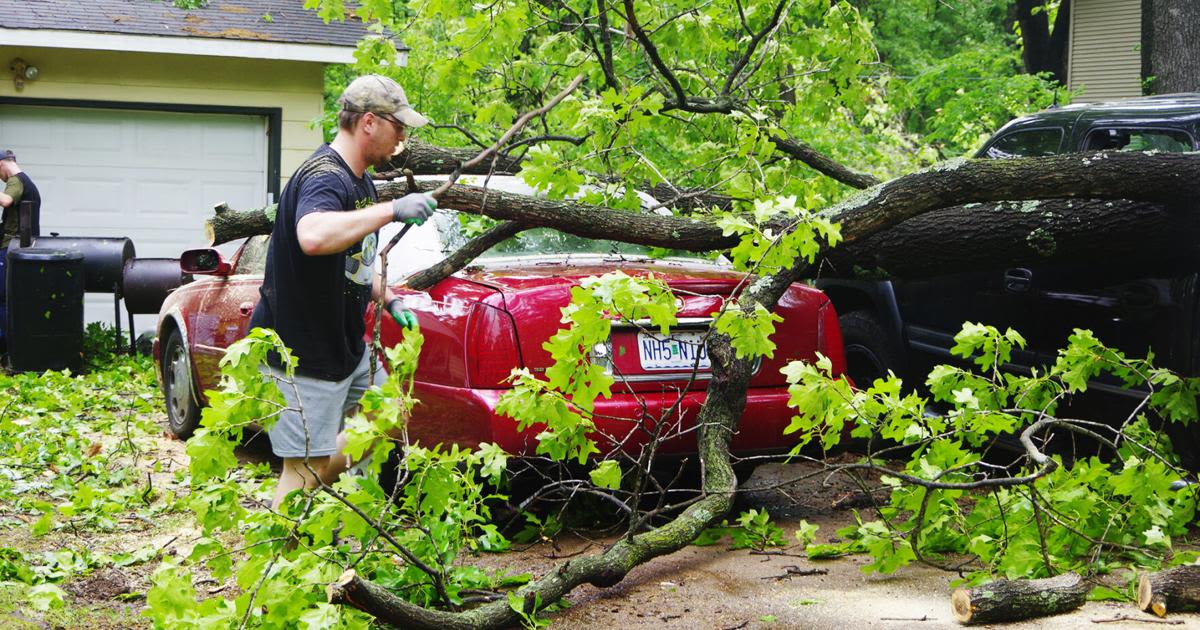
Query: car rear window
[[484, 227, 694, 258], [435, 213, 707, 261], [983, 128, 1064, 158], [1083, 128, 1194, 153]]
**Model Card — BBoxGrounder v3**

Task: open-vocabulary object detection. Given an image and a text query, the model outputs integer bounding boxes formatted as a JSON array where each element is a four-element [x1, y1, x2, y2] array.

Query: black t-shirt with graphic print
[[249, 144, 378, 380]]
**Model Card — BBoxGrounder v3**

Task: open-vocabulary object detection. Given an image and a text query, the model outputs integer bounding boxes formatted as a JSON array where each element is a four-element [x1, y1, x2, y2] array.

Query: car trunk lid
[[457, 256, 840, 392]]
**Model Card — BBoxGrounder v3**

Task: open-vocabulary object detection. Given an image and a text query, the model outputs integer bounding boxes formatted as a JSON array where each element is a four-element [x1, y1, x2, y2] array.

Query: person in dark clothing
[[0, 149, 41, 345], [249, 76, 437, 508]]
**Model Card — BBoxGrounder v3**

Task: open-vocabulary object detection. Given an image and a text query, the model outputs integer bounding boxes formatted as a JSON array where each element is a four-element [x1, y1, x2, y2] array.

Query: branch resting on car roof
[[208, 151, 1200, 263]]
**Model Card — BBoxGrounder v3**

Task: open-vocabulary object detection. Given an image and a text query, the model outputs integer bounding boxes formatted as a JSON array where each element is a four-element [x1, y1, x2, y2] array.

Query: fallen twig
[[1092, 614, 1184, 625], [748, 549, 808, 558], [760, 565, 828, 580]]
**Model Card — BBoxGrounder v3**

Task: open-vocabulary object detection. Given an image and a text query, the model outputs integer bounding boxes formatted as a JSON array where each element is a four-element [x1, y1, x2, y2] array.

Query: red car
[[154, 188, 846, 458]]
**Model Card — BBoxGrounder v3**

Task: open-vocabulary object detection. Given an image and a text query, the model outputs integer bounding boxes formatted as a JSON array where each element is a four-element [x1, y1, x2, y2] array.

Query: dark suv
[[817, 93, 1200, 461]]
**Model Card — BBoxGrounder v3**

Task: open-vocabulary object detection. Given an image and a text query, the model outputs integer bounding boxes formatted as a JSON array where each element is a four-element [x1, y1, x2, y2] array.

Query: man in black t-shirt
[[0, 149, 42, 347], [249, 76, 437, 508]]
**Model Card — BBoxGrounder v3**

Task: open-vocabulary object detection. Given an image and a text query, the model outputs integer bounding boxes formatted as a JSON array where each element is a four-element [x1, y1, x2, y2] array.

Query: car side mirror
[[180, 248, 232, 276]]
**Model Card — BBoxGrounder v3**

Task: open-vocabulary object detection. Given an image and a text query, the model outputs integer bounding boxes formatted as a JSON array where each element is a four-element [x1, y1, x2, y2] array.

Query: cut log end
[[327, 569, 356, 603], [949, 572, 1087, 625], [951, 588, 974, 623], [1138, 566, 1200, 618]]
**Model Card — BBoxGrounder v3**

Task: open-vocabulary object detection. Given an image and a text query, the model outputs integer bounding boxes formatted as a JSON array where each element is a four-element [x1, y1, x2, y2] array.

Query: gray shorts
[[265, 347, 376, 459]]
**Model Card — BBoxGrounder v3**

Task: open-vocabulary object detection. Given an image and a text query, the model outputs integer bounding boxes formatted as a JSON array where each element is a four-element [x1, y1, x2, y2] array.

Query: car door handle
[[1004, 268, 1033, 293], [239, 301, 255, 316]]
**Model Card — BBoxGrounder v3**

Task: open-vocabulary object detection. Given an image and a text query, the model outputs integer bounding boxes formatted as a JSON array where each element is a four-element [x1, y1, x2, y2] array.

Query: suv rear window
[[982, 128, 1063, 158], [1083, 128, 1193, 153]]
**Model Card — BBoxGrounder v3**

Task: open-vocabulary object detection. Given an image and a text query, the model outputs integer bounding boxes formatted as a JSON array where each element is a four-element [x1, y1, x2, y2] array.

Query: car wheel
[[839, 310, 901, 389], [163, 328, 201, 439]]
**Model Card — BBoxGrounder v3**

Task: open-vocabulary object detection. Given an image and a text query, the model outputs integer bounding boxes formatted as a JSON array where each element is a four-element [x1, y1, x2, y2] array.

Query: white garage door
[[0, 104, 268, 331]]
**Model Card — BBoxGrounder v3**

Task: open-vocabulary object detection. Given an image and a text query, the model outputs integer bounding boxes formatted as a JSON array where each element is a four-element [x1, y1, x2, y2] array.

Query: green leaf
[[794, 520, 820, 546], [28, 583, 67, 611], [31, 512, 52, 537], [589, 460, 622, 490], [715, 303, 783, 360], [298, 602, 343, 629]]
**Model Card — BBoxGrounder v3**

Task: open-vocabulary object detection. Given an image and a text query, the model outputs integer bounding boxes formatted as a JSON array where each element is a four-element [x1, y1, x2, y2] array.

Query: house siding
[[0, 46, 326, 190], [1068, 0, 1143, 101]]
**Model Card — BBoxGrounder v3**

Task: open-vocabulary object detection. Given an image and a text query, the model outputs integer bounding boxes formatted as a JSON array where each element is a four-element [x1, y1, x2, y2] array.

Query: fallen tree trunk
[[205, 202, 276, 248], [205, 181, 737, 250], [817, 199, 1199, 280], [383, 137, 525, 175], [950, 572, 1088, 625], [1138, 565, 1200, 617], [206, 154, 1200, 288]]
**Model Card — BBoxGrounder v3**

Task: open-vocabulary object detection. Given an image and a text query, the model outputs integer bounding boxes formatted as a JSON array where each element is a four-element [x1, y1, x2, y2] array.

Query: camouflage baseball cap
[[338, 75, 428, 128]]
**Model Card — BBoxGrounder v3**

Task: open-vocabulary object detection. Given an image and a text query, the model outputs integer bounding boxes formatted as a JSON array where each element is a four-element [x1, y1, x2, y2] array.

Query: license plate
[[636, 331, 710, 371]]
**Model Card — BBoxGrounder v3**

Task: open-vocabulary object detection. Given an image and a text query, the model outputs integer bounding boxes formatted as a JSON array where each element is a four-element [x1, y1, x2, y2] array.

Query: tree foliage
[[130, 1, 1200, 627], [785, 324, 1200, 582]]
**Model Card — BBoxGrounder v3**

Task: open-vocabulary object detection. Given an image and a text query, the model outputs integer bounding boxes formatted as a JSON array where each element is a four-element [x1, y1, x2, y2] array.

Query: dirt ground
[[478, 461, 1200, 629], [9, 425, 1198, 629]]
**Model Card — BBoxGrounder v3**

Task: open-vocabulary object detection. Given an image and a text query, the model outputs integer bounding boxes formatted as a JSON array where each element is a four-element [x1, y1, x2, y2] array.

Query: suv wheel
[[163, 328, 201, 439], [839, 310, 901, 389]]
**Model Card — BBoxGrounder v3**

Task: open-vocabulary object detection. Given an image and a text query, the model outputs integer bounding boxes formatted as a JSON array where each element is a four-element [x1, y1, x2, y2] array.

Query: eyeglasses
[[373, 112, 407, 135]]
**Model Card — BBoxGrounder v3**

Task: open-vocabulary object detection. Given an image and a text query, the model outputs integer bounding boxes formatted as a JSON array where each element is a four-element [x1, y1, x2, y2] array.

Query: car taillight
[[466, 303, 523, 388], [818, 300, 847, 376]]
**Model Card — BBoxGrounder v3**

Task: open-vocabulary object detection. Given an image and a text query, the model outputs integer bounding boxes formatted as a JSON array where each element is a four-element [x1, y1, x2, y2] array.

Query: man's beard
[[371, 140, 405, 171]]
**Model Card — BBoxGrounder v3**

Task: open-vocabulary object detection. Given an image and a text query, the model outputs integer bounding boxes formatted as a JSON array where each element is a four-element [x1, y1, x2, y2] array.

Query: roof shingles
[[0, 0, 396, 49]]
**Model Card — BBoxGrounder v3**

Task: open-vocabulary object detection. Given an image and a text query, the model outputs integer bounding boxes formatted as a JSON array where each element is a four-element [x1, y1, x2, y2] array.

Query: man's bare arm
[[295, 202, 393, 256]]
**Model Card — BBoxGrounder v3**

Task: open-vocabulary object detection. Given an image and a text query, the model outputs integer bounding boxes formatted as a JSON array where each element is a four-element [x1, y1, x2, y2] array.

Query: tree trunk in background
[[1015, 0, 1070, 84], [1144, 0, 1200, 93]]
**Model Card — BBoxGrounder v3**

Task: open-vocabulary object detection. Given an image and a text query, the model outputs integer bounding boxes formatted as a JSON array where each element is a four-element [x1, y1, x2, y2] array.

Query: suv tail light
[[817, 300, 847, 377], [466, 303, 523, 388]]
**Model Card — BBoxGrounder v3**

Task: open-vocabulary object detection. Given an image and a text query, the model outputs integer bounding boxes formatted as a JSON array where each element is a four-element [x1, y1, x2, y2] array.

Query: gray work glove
[[387, 298, 419, 330], [391, 192, 437, 225]]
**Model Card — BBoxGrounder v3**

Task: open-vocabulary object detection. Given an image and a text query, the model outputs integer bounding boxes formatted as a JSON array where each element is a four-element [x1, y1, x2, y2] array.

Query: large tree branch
[[621, 0, 688, 108], [207, 152, 1200, 277], [382, 138, 525, 176], [818, 198, 1194, 280], [595, 0, 619, 90], [721, 0, 791, 95], [404, 220, 528, 290], [821, 152, 1199, 250], [383, 180, 734, 249], [771, 134, 880, 189]]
